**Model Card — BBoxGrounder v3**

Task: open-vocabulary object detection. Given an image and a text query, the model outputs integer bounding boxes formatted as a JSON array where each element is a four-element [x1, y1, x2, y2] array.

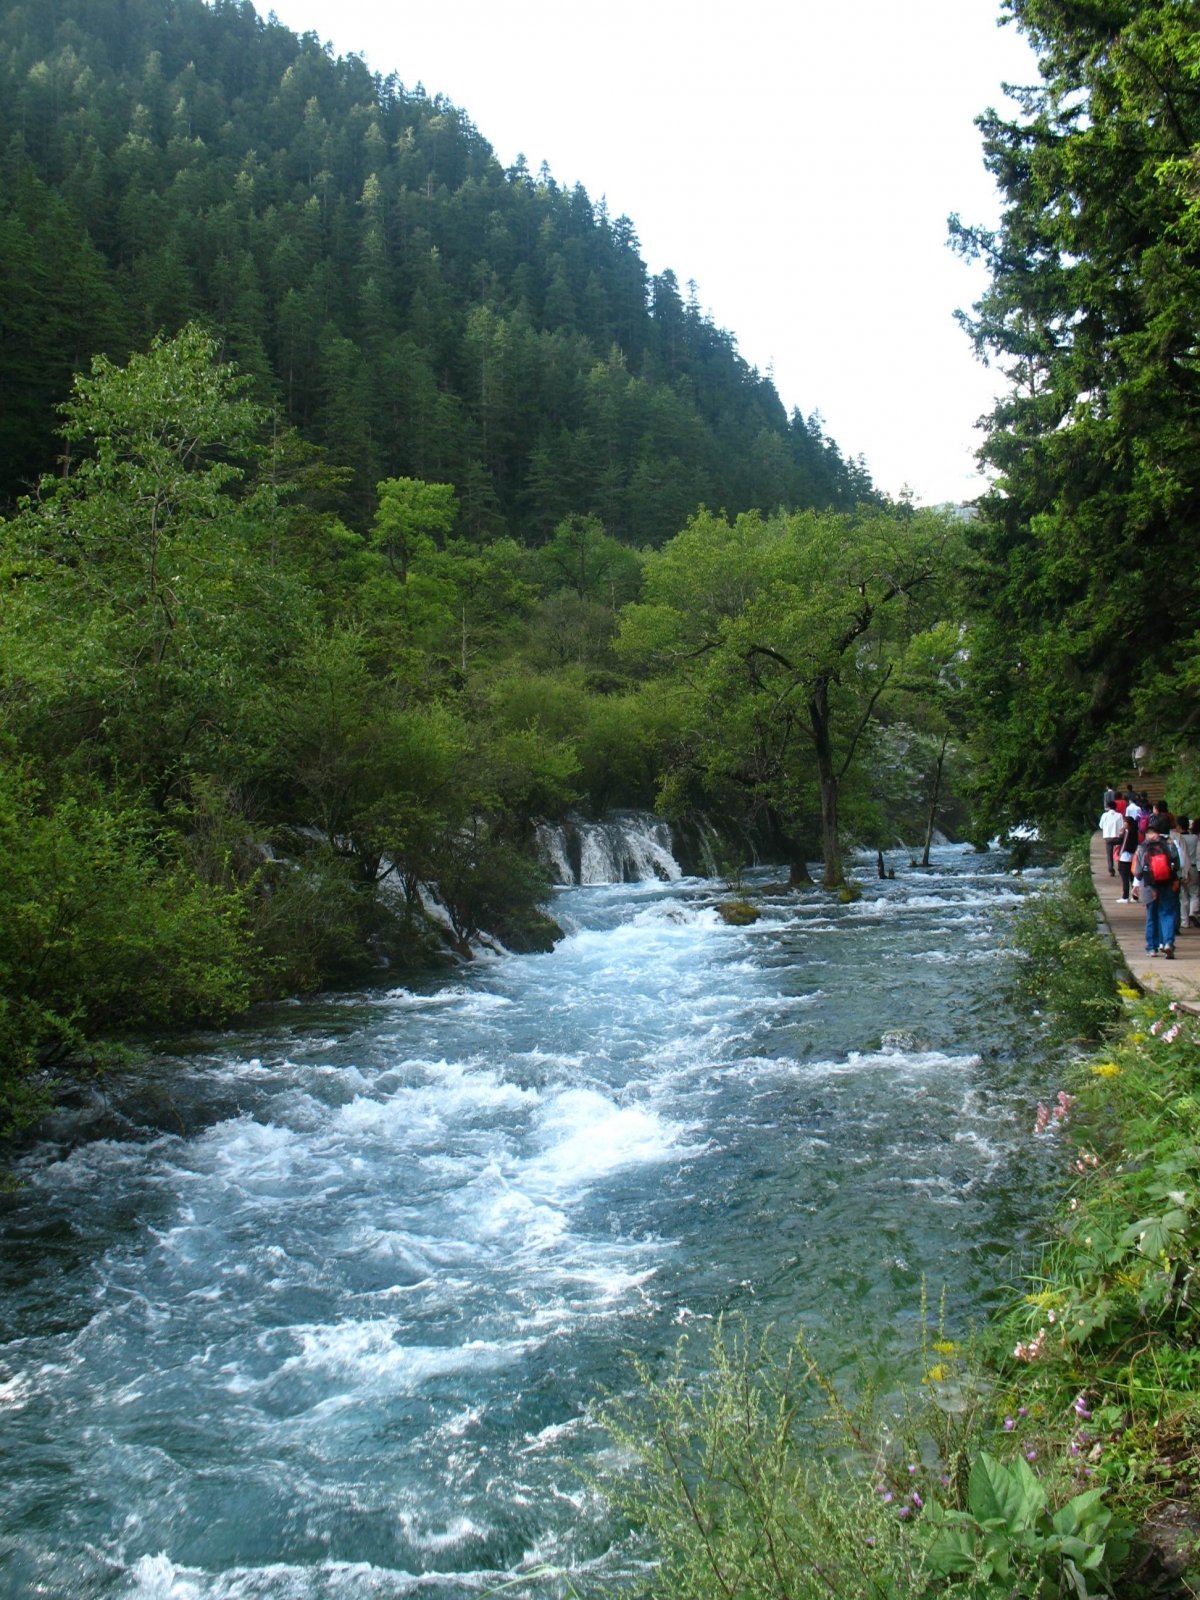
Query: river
[[0, 845, 1058, 1598]]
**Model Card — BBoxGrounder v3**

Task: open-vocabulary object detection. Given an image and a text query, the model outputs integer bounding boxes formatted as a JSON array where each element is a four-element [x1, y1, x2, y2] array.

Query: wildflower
[[932, 1340, 958, 1357], [1034, 1102, 1051, 1134], [1004, 1417, 1015, 1431], [923, 1364, 948, 1384], [1018, 1407, 1028, 1418], [908, 1464, 918, 1475], [1073, 1395, 1091, 1420], [1151, 1019, 1163, 1036], [1118, 985, 1139, 1000], [1131, 1032, 1147, 1044], [1165, 1023, 1182, 1043], [1069, 1441, 1080, 1457], [865, 1536, 876, 1547], [911, 1491, 923, 1509], [897, 1506, 911, 1519], [1090, 1062, 1120, 1078], [1013, 1328, 1047, 1362], [1070, 1198, 1079, 1211], [1026, 1449, 1037, 1462], [1047, 1310, 1056, 1324]]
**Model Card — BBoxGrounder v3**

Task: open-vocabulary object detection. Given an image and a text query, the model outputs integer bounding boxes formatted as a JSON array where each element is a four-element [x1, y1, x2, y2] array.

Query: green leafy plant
[[920, 1451, 1122, 1598], [1006, 847, 1123, 1044], [602, 1315, 1132, 1600]]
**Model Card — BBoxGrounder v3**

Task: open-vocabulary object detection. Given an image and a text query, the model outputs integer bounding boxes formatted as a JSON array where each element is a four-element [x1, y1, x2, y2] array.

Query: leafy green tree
[[0, 323, 311, 796], [534, 513, 642, 605], [370, 475, 457, 582], [0, 761, 255, 1133], [953, 1, 1200, 823], [618, 507, 951, 885]]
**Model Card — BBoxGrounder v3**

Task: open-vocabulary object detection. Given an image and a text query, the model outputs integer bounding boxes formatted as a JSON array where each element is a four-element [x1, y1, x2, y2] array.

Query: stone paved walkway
[[1090, 831, 1200, 1010]]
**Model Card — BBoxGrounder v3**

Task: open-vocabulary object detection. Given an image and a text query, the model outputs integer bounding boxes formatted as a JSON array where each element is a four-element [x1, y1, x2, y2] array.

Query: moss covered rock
[[718, 899, 761, 926]]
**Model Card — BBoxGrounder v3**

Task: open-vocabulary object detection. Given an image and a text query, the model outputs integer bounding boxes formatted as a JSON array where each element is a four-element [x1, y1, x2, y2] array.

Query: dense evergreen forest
[[0, 0, 872, 533], [2, 0, 1197, 1137]]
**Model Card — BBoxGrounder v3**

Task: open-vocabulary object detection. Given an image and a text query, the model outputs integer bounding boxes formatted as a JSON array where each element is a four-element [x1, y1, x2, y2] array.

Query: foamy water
[[0, 848, 1058, 1598]]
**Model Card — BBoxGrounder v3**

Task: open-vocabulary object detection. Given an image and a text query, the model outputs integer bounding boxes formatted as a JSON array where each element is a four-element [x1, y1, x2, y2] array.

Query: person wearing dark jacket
[[1115, 811, 1139, 903]]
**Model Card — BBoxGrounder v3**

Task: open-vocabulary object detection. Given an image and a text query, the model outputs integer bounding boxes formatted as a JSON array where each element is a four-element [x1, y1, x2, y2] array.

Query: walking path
[[1089, 831, 1200, 1009]]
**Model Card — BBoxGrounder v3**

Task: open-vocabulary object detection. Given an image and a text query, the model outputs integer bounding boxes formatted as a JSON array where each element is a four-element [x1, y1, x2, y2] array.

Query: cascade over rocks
[[536, 812, 684, 885]]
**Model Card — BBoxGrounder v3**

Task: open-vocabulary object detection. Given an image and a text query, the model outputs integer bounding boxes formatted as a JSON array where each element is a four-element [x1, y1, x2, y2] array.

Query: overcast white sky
[[255, 0, 1039, 505]]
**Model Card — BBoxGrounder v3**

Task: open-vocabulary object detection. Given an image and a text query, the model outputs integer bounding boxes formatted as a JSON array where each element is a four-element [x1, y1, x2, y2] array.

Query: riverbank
[[616, 843, 1200, 1599], [945, 841, 1200, 1592]]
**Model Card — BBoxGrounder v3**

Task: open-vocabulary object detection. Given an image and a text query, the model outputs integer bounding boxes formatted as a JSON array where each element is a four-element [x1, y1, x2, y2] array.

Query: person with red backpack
[[1137, 816, 1182, 958]]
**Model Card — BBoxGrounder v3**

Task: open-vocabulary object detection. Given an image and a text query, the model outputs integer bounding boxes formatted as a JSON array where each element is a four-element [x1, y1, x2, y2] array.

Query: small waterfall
[[534, 823, 575, 886], [537, 811, 683, 885]]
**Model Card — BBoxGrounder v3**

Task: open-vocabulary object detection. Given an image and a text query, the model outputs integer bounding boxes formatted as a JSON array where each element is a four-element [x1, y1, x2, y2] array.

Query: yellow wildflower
[[1117, 985, 1140, 1000], [931, 1340, 958, 1357], [923, 1364, 948, 1385], [1090, 1062, 1121, 1078], [1131, 1033, 1147, 1044]]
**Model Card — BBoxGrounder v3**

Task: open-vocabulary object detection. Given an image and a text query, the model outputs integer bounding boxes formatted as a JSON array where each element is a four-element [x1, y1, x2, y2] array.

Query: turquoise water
[[0, 849, 1057, 1597]]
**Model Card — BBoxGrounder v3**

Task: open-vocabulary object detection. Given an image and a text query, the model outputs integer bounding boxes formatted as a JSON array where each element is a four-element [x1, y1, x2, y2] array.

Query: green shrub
[[603, 1318, 1127, 1600], [1007, 846, 1123, 1044], [0, 764, 256, 1132]]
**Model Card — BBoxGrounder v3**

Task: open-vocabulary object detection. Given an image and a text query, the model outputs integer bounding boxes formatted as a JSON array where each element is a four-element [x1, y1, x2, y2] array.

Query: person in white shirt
[[1175, 816, 1199, 928], [1099, 801, 1125, 876]]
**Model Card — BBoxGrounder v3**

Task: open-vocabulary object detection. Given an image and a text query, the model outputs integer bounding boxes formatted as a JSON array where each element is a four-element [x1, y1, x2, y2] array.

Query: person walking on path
[[1138, 816, 1183, 959], [1116, 810, 1140, 903], [1177, 816, 1200, 929], [1099, 800, 1124, 877]]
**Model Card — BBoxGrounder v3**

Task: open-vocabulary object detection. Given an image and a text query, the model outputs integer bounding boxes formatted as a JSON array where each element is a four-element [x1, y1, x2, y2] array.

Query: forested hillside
[[0, 0, 871, 532], [2, 0, 946, 1133]]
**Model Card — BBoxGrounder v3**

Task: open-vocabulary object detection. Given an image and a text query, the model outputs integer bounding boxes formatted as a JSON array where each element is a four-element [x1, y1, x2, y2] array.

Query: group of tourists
[[1098, 785, 1200, 960]]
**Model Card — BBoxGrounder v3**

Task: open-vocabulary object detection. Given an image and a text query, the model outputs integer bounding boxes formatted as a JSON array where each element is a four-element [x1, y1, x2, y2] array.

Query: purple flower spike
[[912, 1491, 923, 1509]]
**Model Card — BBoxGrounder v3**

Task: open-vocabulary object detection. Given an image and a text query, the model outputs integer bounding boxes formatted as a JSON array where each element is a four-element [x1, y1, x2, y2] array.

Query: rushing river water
[[0, 847, 1059, 1599]]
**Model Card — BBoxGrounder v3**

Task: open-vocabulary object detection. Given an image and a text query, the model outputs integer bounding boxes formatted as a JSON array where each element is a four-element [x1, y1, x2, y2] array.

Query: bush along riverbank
[[603, 854, 1200, 1599]]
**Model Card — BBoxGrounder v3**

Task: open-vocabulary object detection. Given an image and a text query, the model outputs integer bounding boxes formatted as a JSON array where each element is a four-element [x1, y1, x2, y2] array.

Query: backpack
[[1146, 840, 1174, 884]]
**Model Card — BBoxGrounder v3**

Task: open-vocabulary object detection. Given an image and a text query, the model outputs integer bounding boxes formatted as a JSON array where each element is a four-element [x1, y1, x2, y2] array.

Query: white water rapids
[[0, 847, 1060, 1598]]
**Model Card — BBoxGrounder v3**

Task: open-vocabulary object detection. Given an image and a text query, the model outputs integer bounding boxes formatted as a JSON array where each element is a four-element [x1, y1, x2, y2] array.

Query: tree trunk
[[811, 684, 843, 888], [922, 732, 949, 867], [764, 804, 811, 885]]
